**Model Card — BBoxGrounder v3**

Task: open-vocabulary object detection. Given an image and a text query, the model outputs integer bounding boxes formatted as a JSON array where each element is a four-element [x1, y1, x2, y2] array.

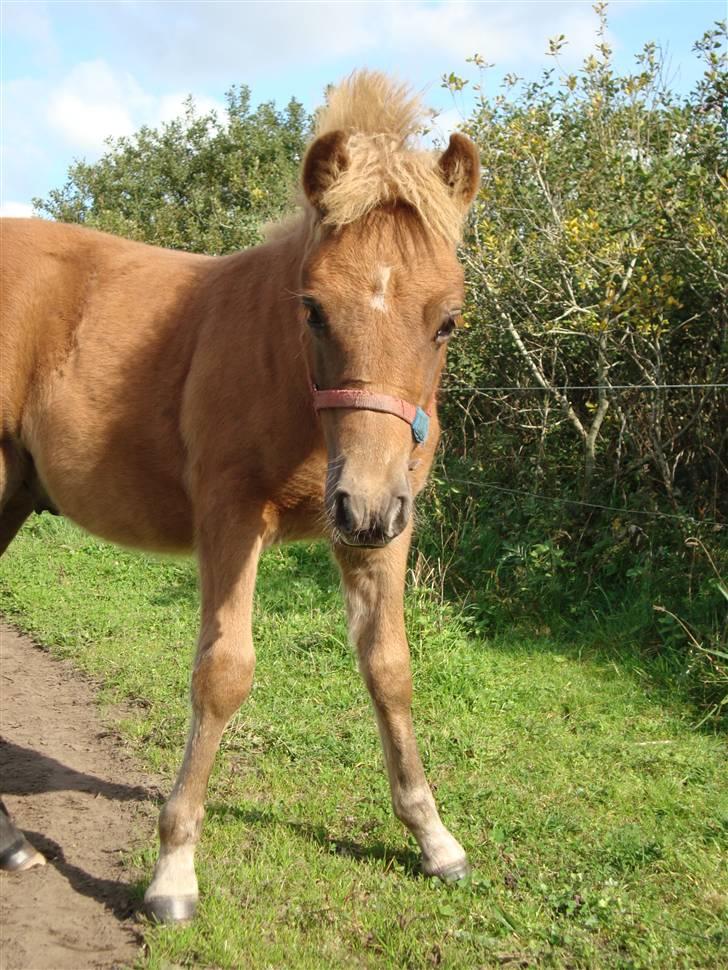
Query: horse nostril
[[387, 495, 412, 539], [332, 489, 410, 545], [391, 494, 412, 535], [380, 494, 411, 539], [334, 490, 354, 533]]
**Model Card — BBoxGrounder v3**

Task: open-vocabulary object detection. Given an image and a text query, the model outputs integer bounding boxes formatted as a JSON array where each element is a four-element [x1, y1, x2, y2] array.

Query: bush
[[427, 9, 727, 722]]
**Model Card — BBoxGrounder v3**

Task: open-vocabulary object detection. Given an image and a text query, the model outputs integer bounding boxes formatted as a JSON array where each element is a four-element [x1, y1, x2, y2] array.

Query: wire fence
[[435, 475, 722, 527], [426, 378, 725, 526], [439, 382, 728, 394]]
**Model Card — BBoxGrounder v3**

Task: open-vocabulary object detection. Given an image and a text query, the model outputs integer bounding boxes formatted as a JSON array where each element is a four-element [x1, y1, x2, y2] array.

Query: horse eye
[[435, 315, 457, 343], [302, 298, 327, 332]]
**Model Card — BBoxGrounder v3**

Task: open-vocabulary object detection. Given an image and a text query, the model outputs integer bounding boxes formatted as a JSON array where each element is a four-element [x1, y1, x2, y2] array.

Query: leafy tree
[[444, 9, 727, 515], [35, 86, 310, 253]]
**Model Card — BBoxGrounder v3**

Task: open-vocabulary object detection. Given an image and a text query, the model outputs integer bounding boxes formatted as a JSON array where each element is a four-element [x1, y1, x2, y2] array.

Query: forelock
[[265, 72, 467, 247], [313, 72, 464, 244]]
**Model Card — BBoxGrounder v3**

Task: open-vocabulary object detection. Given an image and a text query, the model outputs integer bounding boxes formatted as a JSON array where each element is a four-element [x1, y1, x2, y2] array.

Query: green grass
[[1, 514, 726, 969]]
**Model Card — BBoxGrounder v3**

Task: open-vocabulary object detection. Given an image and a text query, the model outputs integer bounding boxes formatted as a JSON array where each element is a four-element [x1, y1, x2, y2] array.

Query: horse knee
[[191, 635, 255, 721], [361, 650, 413, 711]]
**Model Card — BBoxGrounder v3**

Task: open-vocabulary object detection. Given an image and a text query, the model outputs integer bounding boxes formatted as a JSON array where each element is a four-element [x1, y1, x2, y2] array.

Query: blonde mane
[[267, 72, 466, 245]]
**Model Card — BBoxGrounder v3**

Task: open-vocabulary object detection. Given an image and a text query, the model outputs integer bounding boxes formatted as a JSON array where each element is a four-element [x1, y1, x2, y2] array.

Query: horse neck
[[211, 225, 312, 409]]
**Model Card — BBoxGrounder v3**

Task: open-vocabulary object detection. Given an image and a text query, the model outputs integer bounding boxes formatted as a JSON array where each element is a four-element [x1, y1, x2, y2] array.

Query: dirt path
[[0, 624, 163, 970]]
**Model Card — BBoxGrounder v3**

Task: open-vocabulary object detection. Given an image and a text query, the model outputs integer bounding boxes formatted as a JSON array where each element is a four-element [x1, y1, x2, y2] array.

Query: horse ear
[[302, 130, 349, 213], [437, 132, 480, 209]]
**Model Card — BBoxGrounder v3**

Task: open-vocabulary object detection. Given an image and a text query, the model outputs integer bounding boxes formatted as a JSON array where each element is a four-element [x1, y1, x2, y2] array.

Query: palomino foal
[[0, 73, 480, 921]]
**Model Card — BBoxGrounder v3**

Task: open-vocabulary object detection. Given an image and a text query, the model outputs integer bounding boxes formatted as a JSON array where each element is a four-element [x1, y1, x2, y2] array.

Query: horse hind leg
[[0, 799, 45, 871], [0, 441, 45, 870], [0, 439, 35, 556], [0, 487, 35, 557]]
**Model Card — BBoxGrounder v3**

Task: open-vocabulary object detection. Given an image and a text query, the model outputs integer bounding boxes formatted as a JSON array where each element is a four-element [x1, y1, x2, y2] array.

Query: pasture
[[1, 514, 725, 969]]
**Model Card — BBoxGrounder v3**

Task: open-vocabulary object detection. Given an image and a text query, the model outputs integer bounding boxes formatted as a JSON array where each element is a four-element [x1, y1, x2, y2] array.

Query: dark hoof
[[0, 837, 46, 872], [144, 894, 198, 924], [430, 859, 471, 884]]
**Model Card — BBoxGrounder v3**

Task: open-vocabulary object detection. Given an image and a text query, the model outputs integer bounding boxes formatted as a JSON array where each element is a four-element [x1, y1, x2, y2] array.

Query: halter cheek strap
[[312, 385, 431, 445]]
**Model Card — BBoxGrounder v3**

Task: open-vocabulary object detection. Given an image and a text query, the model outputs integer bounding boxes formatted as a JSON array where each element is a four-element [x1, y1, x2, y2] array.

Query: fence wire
[[429, 379, 724, 526], [436, 476, 722, 527], [439, 382, 728, 394]]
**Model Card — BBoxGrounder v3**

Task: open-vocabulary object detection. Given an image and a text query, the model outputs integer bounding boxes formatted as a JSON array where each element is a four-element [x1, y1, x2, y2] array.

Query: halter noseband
[[312, 384, 431, 445]]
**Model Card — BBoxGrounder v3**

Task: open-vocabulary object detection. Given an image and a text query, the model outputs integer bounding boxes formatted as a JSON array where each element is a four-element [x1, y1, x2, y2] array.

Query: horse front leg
[[144, 508, 263, 923], [334, 528, 470, 882]]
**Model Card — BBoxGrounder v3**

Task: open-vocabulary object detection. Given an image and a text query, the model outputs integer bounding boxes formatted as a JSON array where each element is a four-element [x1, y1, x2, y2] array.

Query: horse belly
[[26, 378, 195, 553]]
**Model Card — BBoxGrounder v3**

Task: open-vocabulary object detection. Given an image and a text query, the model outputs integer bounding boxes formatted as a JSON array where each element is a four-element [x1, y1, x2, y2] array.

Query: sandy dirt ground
[[0, 624, 163, 969]]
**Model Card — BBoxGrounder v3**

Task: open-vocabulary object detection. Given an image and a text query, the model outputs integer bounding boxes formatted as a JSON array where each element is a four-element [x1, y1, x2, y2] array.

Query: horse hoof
[[429, 858, 471, 884], [144, 894, 198, 924], [0, 837, 46, 872]]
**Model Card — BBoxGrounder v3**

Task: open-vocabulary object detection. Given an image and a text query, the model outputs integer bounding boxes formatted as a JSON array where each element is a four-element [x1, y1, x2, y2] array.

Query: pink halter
[[312, 384, 431, 444]]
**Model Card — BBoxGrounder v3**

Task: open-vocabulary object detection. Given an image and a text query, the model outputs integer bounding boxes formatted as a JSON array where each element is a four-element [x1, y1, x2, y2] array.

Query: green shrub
[[427, 10, 727, 722]]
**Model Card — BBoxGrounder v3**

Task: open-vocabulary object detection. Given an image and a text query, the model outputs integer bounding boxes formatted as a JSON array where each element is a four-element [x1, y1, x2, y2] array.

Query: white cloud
[[92, 1, 378, 80], [45, 60, 227, 154], [91, 1, 603, 85], [379, 1, 605, 79], [0, 201, 35, 218], [2, 61, 227, 206], [47, 60, 141, 152]]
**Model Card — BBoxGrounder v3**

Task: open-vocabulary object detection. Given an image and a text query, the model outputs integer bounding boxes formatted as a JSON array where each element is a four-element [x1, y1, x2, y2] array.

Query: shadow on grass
[[206, 802, 422, 876], [255, 546, 341, 617], [481, 619, 726, 733], [149, 571, 199, 608], [148, 542, 340, 613], [414, 492, 727, 732]]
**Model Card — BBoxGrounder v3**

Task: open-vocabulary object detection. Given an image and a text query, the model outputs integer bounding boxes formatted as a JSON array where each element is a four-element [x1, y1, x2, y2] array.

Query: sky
[[1, 0, 724, 216]]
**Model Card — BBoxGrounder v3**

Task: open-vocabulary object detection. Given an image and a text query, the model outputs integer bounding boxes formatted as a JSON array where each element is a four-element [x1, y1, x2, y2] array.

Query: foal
[[0, 72, 480, 921]]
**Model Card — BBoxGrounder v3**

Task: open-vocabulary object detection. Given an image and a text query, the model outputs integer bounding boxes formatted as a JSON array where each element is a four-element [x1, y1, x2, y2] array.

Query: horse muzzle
[[331, 486, 412, 547], [315, 383, 422, 546]]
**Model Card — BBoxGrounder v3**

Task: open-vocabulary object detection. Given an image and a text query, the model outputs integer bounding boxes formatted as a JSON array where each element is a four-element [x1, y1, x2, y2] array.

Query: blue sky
[[2, 1, 724, 215]]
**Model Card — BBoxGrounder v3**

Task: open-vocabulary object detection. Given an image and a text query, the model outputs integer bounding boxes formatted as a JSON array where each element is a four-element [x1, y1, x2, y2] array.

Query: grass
[[1, 513, 726, 969]]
